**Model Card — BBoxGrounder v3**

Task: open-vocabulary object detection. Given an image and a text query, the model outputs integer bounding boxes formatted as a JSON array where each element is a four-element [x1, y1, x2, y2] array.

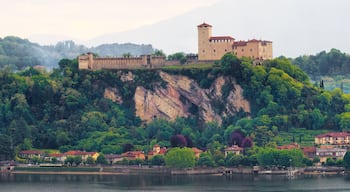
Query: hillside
[[291, 48, 350, 93], [1, 53, 350, 160], [0, 36, 155, 70]]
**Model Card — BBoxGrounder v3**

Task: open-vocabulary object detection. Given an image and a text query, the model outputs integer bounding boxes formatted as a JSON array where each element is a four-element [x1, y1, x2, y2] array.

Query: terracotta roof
[[209, 36, 235, 41], [302, 146, 316, 153], [316, 132, 350, 138], [277, 143, 300, 150], [224, 145, 243, 151], [122, 151, 144, 158], [49, 153, 64, 157], [64, 150, 97, 156], [192, 147, 203, 154], [19, 150, 44, 155], [197, 22, 212, 27]]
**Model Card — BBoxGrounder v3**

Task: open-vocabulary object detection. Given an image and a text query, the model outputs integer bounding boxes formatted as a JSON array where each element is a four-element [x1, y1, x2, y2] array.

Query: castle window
[[241, 49, 244, 52], [250, 48, 253, 52], [225, 49, 227, 52], [202, 50, 205, 53], [213, 49, 216, 52]]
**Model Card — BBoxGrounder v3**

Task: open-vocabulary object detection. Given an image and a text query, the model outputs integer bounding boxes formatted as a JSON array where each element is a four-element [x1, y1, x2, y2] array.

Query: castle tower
[[197, 23, 212, 61]]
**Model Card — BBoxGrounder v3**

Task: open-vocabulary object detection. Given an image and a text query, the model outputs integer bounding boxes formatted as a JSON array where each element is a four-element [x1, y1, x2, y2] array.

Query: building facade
[[314, 132, 350, 146], [197, 23, 273, 61]]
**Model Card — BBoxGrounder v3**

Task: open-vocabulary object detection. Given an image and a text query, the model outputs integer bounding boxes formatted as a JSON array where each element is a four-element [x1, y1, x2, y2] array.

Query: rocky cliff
[[105, 71, 250, 125]]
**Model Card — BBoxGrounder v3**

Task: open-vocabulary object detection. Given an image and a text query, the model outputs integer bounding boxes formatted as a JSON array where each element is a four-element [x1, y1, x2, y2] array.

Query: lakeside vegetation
[[1, 51, 350, 168]]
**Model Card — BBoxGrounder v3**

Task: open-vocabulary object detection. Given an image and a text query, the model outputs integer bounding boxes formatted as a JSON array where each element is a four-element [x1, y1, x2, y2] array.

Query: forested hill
[[292, 48, 350, 76], [1, 53, 350, 160], [0, 36, 154, 70]]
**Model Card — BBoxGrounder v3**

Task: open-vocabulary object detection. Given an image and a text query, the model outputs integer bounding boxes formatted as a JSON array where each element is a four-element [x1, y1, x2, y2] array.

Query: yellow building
[[197, 23, 273, 61], [315, 132, 350, 146]]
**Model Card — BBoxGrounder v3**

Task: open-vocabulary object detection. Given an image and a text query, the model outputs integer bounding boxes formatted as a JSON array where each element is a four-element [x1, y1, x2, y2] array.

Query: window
[[213, 49, 216, 52], [225, 49, 227, 52], [202, 50, 205, 52], [241, 49, 244, 52], [250, 48, 253, 52]]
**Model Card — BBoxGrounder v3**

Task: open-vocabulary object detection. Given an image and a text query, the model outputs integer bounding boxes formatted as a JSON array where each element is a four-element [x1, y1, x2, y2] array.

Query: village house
[[316, 145, 347, 163], [147, 144, 167, 160], [105, 154, 123, 164], [224, 145, 244, 157], [314, 132, 350, 146], [48, 153, 65, 163], [64, 150, 99, 161], [192, 147, 203, 158], [122, 151, 145, 161], [18, 150, 45, 160], [301, 146, 316, 159]]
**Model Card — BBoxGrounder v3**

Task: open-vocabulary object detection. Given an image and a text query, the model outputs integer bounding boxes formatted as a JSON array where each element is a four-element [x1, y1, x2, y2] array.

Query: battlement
[[78, 53, 168, 70]]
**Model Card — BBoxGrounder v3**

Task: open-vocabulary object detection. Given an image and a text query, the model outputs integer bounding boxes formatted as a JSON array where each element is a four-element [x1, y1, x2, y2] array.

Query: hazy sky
[[0, 0, 216, 41], [1, 0, 349, 57]]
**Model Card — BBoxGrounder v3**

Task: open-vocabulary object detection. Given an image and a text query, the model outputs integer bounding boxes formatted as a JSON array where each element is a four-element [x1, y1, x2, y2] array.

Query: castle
[[78, 23, 273, 70], [197, 22, 272, 61]]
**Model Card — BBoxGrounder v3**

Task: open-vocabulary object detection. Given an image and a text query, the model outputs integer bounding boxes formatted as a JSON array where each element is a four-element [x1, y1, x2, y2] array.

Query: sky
[[1, 0, 350, 57]]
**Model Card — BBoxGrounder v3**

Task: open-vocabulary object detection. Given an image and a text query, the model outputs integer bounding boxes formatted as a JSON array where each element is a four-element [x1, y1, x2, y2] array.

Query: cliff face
[[106, 71, 250, 125]]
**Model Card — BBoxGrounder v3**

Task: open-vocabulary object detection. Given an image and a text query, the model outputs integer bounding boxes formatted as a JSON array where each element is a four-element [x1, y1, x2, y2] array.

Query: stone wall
[[78, 53, 178, 70]]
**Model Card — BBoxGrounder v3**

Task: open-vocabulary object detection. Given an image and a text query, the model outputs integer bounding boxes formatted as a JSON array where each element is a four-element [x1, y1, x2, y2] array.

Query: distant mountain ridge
[[0, 36, 155, 70]]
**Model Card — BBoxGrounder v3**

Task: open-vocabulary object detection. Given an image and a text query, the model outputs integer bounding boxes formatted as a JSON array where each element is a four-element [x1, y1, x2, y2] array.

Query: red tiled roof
[[64, 150, 97, 156], [122, 151, 144, 158], [19, 150, 44, 155], [49, 153, 64, 157], [209, 36, 235, 41], [192, 147, 203, 154], [233, 41, 247, 46], [277, 143, 300, 150], [302, 146, 316, 153], [316, 132, 350, 138], [197, 22, 212, 27]]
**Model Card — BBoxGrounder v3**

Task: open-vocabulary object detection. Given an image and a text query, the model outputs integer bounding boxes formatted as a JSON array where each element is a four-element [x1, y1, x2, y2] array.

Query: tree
[[229, 129, 245, 146], [170, 134, 187, 148], [96, 154, 108, 165], [86, 156, 95, 165], [197, 152, 215, 167], [73, 156, 82, 166], [150, 155, 165, 166], [241, 137, 253, 148], [343, 151, 350, 170], [164, 147, 196, 168], [220, 53, 241, 76]]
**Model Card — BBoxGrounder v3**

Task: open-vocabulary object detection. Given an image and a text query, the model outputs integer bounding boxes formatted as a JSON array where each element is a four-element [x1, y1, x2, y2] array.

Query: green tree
[[86, 156, 95, 165], [164, 147, 196, 168], [220, 53, 241, 76], [150, 155, 165, 166], [197, 152, 215, 167], [96, 154, 108, 165], [343, 151, 350, 170], [73, 156, 82, 166]]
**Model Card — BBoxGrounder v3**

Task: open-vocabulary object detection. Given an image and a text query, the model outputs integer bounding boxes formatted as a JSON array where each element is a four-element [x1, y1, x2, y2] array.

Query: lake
[[1, 173, 350, 191]]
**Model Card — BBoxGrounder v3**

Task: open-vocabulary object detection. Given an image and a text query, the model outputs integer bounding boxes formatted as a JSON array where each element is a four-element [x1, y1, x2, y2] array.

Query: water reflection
[[1, 173, 350, 191]]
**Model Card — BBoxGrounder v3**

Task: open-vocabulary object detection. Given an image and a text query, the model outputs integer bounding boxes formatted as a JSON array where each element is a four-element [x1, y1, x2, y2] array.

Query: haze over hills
[[0, 36, 155, 70]]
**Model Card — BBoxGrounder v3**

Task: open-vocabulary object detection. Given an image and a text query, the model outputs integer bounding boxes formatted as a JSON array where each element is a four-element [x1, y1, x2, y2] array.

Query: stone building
[[79, 53, 167, 70], [197, 23, 273, 61]]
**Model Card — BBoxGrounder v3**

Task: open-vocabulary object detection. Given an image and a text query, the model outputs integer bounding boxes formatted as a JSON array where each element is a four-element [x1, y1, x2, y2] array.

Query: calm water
[[1, 173, 350, 192]]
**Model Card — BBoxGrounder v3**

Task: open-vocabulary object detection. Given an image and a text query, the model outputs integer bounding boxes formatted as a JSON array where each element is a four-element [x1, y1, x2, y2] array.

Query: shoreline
[[4, 166, 346, 176]]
